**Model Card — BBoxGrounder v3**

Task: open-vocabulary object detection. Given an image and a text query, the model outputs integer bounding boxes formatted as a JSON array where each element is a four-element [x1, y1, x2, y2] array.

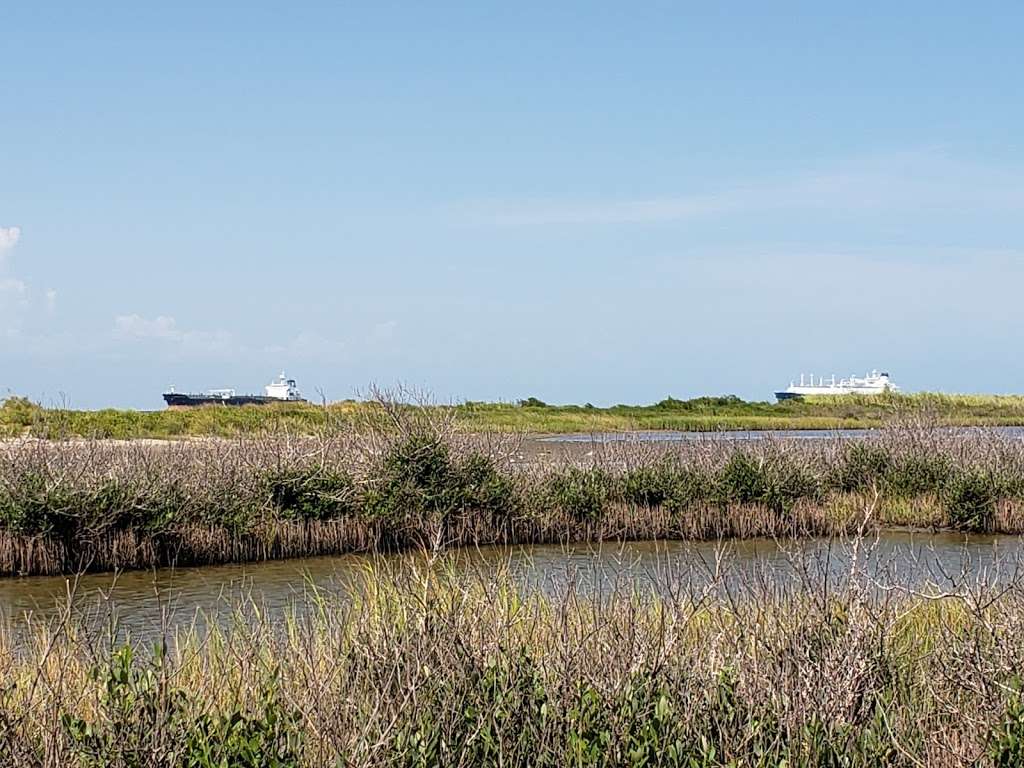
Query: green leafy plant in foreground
[[62, 645, 301, 768], [989, 689, 1024, 767]]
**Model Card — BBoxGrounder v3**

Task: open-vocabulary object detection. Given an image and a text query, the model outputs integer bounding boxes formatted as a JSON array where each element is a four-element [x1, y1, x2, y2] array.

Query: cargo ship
[[163, 372, 305, 407], [775, 370, 899, 401]]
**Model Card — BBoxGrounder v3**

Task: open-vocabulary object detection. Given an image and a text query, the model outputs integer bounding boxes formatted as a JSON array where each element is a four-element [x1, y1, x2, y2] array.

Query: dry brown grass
[[2, 540, 1024, 765], [2, 409, 1024, 575]]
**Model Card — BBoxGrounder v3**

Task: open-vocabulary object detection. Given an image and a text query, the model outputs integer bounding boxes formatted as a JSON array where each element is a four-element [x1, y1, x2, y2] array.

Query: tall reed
[[2, 540, 1024, 766]]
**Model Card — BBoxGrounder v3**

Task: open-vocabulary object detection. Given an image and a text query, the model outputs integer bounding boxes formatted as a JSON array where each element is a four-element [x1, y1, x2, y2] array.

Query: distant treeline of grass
[[5, 391, 1024, 439], [458, 392, 1024, 432], [3, 415, 1024, 575]]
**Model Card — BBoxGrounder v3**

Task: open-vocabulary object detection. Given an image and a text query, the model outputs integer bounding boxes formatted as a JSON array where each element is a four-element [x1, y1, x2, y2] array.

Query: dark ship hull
[[774, 391, 802, 401], [163, 393, 306, 407]]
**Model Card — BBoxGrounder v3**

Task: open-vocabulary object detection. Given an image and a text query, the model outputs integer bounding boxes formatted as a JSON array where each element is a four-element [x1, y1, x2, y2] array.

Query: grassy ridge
[[6, 391, 1024, 438], [4, 555, 1024, 766], [456, 392, 1024, 432], [0, 396, 347, 439]]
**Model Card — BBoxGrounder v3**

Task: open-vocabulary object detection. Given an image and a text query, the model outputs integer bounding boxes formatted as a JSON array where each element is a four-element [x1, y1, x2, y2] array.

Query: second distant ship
[[775, 370, 899, 401], [163, 371, 305, 407]]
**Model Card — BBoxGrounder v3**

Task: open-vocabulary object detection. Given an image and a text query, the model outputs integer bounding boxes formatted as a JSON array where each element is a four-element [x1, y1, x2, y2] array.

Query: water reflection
[[1, 531, 1022, 645]]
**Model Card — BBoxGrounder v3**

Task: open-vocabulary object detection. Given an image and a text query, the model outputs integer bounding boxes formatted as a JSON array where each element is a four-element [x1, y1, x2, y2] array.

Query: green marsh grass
[[8, 389, 1024, 439], [3, 543, 1024, 765]]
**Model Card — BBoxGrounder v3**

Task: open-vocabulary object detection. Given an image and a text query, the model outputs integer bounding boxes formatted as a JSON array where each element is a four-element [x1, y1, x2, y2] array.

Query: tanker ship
[[163, 372, 305, 407]]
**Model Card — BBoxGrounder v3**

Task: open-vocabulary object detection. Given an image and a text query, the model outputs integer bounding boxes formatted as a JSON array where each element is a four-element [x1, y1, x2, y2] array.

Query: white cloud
[[44, 289, 57, 313], [0, 278, 30, 337], [457, 195, 731, 226], [0, 278, 28, 298], [0, 226, 46, 336], [112, 314, 232, 355], [453, 148, 1024, 226], [372, 320, 398, 341], [0, 226, 21, 253], [261, 331, 347, 361], [114, 314, 180, 340]]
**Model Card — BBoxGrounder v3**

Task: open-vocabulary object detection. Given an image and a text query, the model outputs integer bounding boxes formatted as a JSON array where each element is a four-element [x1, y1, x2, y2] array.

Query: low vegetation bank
[[2, 424, 1024, 575], [7, 390, 1024, 438]]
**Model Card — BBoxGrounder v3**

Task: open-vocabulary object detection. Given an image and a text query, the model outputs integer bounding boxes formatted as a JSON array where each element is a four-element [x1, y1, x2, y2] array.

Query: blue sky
[[2, 2, 1023, 408]]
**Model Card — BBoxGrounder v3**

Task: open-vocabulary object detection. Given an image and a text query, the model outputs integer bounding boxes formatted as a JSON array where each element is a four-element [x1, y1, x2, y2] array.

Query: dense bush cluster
[[362, 434, 514, 525], [544, 440, 1022, 533], [0, 437, 519, 540], [2, 428, 1024, 574]]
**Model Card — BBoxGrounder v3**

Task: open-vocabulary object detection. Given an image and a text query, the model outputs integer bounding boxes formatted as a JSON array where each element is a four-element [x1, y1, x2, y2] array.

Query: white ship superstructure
[[263, 372, 304, 400], [775, 370, 899, 401]]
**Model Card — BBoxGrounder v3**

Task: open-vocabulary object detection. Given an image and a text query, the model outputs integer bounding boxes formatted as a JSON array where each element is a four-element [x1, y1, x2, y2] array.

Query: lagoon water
[[540, 426, 1024, 443], [1, 531, 1022, 644]]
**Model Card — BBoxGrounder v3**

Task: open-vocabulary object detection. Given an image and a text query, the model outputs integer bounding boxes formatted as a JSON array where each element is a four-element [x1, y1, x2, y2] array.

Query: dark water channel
[[1, 532, 1022, 645]]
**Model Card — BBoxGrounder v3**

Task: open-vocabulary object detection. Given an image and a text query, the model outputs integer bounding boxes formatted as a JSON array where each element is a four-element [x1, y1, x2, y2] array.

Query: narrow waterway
[[1, 531, 1022, 645], [539, 426, 1024, 443]]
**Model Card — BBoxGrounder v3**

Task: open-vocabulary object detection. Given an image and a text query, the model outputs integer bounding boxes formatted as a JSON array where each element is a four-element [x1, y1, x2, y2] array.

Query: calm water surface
[[540, 426, 1024, 443], [1, 532, 1023, 644]]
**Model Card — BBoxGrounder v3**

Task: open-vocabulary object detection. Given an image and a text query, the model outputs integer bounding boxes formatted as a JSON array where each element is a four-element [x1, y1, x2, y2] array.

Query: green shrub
[[63, 645, 301, 768], [563, 682, 613, 765], [455, 452, 516, 517], [62, 645, 175, 764], [654, 397, 688, 410], [989, 687, 1024, 767], [606, 676, 688, 767], [563, 669, 770, 767], [0, 474, 219, 540], [943, 470, 997, 532], [183, 686, 302, 767], [620, 462, 712, 512], [763, 458, 820, 512], [0, 472, 84, 538], [716, 453, 768, 505], [715, 453, 818, 512], [518, 397, 548, 408], [363, 433, 458, 523], [546, 468, 614, 521], [363, 434, 515, 525], [654, 395, 744, 412], [831, 443, 893, 492], [0, 396, 42, 431], [459, 651, 549, 763], [620, 464, 676, 507], [884, 452, 951, 497], [662, 468, 713, 512], [265, 467, 356, 521]]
